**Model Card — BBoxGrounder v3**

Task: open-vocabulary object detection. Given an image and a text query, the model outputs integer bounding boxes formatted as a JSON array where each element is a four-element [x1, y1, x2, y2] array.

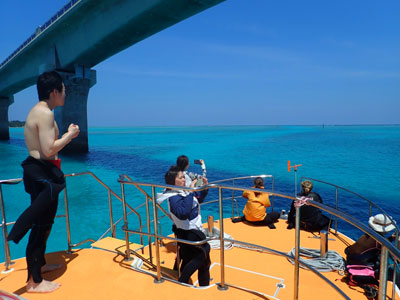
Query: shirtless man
[[7, 71, 79, 293]]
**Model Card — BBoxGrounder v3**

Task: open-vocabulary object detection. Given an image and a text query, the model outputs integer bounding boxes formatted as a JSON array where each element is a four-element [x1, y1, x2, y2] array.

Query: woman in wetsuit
[[287, 180, 330, 232], [157, 166, 211, 286]]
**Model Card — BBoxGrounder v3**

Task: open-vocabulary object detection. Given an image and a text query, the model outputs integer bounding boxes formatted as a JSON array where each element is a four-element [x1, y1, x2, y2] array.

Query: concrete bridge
[[0, 0, 224, 152]]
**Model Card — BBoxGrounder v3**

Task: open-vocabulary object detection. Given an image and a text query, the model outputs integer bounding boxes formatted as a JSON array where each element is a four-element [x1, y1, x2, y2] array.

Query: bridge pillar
[[55, 66, 96, 154], [0, 96, 14, 140]]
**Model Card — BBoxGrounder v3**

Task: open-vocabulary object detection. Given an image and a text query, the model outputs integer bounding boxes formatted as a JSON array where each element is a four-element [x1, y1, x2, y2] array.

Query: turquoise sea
[[1, 125, 400, 262]]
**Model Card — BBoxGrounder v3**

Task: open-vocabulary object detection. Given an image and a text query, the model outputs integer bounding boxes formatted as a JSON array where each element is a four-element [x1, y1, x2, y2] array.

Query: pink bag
[[345, 265, 377, 286]]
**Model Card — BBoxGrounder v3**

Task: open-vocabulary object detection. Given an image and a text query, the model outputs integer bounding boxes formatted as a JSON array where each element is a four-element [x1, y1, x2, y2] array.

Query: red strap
[[48, 158, 61, 170]]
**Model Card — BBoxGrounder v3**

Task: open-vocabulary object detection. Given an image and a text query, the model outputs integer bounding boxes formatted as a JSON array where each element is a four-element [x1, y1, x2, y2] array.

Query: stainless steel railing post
[[392, 232, 399, 300], [378, 247, 389, 300], [335, 187, 338, 234], [151, 186, 163, 283], [294, 202, 301, 300], [231, 179, 235, 218], [145, 195, 153, 263], [121, 182, 131, 261], [107, 190, 115, 237], [271, 176, 275, 211], [218, 186, 228, 291], [0, 185, 12, 271], [63, 186, 73, 254]]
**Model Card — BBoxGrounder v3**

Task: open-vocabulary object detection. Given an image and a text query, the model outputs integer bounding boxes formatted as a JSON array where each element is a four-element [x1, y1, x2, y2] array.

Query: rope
[[202, 228, 234, 250], [233, 243, 272, 252], [294, 196, 311, 208], [287, 247, 346, 275]]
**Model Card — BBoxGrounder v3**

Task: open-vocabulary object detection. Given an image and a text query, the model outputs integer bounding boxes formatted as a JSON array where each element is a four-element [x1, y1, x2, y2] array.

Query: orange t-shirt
[[242, 190, 271, 222]]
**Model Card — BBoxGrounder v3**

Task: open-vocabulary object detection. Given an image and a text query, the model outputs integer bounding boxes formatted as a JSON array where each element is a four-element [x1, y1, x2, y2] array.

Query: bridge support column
[[0, 96, 14, 140], [55, 66, 96, 154]]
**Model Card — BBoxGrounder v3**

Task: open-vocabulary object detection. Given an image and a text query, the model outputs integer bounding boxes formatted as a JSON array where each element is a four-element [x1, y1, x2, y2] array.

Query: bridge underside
[[0, 0, 225, 152]]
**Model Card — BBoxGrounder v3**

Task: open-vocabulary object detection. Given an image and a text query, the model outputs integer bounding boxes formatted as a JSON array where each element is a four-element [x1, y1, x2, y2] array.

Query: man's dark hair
[[37, 71, 63, 101], [165, 165, 180, 185], [254, 177, 264, 188], [176, 155, 189, 171]]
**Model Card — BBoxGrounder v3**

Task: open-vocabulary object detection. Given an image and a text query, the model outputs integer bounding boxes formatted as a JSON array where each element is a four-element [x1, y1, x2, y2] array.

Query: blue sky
[[1, 0, 399, 126]]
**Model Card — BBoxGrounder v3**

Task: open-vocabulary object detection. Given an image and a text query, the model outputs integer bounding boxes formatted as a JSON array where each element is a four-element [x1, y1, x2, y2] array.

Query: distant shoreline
[[85, 124, 400, 128], [9, 120, 25, 127], [8, 123, 400, 129]]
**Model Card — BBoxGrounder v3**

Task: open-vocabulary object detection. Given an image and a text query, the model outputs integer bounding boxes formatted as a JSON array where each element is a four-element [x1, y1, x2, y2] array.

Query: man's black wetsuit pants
[[7, 157, 65, 283]]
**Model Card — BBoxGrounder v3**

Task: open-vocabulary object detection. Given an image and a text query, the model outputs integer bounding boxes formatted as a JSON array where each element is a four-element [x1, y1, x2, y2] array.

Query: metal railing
[[0, 178, 23, 270], [118, 176, 400, 300], [2, 172, 399, 299], [299, 176, 400, 300], [0, 171, 143, 269], [0, 0, 81, 69], [0, 178, 70, 270], [299, 177, 400, 235], [209, 175, 275, 216]]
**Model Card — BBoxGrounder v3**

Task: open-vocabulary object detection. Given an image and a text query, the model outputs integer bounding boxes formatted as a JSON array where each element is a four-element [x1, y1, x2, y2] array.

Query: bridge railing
[[0, 0, 81, 69]]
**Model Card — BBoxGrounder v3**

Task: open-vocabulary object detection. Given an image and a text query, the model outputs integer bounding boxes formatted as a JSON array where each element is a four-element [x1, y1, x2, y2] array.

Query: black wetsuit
[[287, 191, 330, 232], [7, 156, 65, 283], [172, 225, 211, 286]]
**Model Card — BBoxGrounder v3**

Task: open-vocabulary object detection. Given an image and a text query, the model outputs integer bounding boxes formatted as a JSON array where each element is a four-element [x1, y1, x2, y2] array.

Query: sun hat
[[368, 214, 396, 233]]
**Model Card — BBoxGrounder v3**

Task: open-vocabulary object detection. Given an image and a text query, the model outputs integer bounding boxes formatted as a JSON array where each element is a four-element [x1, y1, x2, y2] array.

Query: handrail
[[2, 172, 398, 299], [0, 178, 69, 269], [300, 176, 400, 234], [209, 174, 275, 214], [310, 200, 400, 259], [65, 171, 143, 245], [119, 174, 172, 222], [119, 177, 400, 300], [0, 171, 144, 269], [209, 174, 273, 184], [0, 179, 22, 270], [0, 178, 23, 185], [120, 226, 350, 299]]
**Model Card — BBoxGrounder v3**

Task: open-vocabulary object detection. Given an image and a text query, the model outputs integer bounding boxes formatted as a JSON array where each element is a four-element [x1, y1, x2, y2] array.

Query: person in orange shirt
[[233, 177, 280, 229]]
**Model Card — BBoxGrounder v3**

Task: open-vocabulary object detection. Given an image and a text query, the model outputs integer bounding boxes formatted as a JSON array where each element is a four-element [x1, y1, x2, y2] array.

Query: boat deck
[[1, 219, 398, 300]]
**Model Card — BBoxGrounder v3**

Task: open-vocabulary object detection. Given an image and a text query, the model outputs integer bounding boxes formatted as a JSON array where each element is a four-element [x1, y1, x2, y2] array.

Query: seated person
[[158, 166, 210, 286], [176, 155, 207, 187], [233, 177, 280, 229], [287, 180, 330, 231], [345, 214, 397, 269]]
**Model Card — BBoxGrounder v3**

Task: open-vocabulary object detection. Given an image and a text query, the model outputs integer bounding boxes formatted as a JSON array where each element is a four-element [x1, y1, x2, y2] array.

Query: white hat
[[368, 214, 396, 233]]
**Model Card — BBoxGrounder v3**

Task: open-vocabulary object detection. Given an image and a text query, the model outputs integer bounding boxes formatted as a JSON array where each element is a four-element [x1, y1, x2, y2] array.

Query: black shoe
[[287, 223, 295, 230], [231, 217, 244, 223], [267, 223, 276, 229]]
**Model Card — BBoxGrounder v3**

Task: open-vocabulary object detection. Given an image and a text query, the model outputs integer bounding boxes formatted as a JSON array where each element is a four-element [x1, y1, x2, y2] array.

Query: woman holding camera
[[176, 155, 207, 187], [157, 166, 210, 286]]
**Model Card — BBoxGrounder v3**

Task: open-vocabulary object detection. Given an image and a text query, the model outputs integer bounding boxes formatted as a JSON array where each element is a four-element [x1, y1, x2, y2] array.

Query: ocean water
[[1, 125, 399, 261]]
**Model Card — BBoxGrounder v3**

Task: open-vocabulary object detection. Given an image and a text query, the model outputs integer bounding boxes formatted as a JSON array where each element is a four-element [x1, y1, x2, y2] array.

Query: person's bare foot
[[26, 278, 61, 293], [41, 263, 62, 273]]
